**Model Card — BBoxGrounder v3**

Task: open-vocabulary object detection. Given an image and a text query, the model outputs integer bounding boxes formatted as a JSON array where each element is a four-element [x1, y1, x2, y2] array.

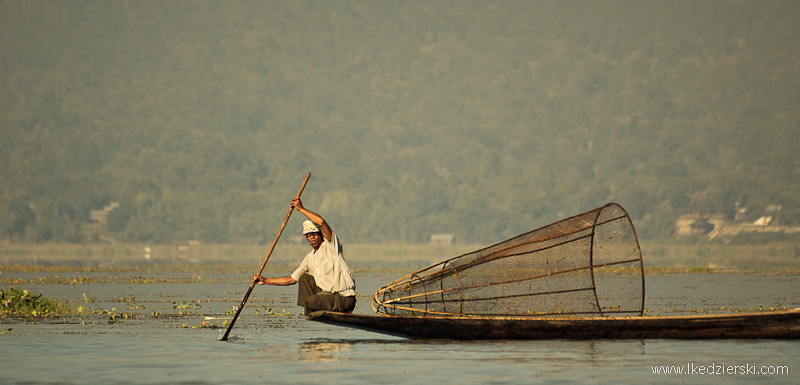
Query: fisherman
[[251, 196, 356, 313]]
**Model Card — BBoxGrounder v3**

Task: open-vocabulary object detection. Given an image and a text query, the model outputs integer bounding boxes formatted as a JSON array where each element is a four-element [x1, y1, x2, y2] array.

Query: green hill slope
[[2, 0, 798, 244]]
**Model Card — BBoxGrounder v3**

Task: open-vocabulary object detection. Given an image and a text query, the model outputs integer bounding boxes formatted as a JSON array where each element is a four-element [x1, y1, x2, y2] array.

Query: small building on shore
[[429, 233, 455, 245]]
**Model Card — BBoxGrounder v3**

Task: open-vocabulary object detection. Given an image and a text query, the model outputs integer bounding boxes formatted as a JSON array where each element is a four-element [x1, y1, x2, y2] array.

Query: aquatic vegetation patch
[[1, 287, 73, 318], [0, 274, 234, 286], [106, 310, 138, 324], [255, 307, 292, 317], [644, 267, 714, 274], [173, 300, 202, 310], [181, 321, 223, 329]]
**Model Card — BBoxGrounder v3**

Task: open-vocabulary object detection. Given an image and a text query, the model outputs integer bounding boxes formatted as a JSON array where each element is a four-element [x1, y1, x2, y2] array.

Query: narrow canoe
[[306, 308, 800, 340]]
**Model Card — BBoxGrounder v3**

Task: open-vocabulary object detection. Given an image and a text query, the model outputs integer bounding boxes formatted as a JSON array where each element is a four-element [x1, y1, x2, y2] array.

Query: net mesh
[[372, 203, 644, 318]]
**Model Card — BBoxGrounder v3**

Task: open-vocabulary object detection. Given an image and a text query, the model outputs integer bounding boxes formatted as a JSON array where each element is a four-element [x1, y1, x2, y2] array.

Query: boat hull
[[306, 309, 800, 340]]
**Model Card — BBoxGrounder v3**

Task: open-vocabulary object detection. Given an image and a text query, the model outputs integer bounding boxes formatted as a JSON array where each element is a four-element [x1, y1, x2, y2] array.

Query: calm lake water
[[2, 266, 799, 384]]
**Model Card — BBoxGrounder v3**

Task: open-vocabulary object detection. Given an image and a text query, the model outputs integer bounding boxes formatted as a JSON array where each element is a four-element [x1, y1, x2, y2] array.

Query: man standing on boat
[[251, 196, 356, 314]]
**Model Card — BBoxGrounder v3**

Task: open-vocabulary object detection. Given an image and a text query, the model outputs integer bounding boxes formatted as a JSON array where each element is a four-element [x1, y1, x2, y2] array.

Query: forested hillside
[[2, 0, 799, 245]]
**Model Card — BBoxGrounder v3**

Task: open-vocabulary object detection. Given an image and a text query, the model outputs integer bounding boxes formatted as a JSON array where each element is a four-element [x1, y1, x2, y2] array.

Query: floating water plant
[[181, 321, 220, 329], [258, 308, 292, 317], [173, 301, 201, 309], [757, 305, 789, 312], [1, 287, 72, 318], [107, 308, 137, 324], [225, 305, 239, 315]]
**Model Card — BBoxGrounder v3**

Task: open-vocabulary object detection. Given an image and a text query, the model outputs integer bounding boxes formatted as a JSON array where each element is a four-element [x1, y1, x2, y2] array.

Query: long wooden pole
[[220, 172, 311, 341]]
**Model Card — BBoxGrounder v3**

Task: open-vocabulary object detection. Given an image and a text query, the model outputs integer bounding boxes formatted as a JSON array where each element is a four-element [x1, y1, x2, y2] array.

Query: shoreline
[[2, 263, 799, 279], [1, 241, 799, 271]]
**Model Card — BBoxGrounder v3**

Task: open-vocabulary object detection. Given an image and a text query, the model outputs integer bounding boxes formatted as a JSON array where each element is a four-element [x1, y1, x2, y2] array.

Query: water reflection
[[583, 340, 646, 362], [297, 338, 413, 362], [298, 340, 351, 362]]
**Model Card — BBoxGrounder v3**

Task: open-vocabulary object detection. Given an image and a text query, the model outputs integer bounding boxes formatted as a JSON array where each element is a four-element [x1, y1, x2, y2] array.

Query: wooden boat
[[306, 308, 800, 340], [305, 204, 800, 339]]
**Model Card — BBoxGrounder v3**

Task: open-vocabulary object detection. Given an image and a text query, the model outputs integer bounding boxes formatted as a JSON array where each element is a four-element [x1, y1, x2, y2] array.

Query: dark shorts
[[296, 273, 356, 313]]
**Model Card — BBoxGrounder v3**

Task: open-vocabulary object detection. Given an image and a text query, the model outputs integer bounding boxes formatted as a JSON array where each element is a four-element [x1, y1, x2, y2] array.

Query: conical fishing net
[[372, 203, 644, 318]]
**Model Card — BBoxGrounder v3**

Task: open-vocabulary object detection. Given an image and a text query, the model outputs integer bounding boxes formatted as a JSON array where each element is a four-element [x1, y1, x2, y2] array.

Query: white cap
[[302, 220, 320, 234]]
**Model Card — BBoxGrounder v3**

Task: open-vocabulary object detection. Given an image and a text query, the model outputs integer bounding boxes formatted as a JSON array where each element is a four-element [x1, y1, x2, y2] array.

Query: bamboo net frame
[[372, 203, 644, 318]]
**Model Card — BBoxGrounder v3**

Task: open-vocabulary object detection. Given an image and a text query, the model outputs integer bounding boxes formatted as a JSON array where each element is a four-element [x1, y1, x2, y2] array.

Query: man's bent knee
[[303, 293, 356, 313]]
